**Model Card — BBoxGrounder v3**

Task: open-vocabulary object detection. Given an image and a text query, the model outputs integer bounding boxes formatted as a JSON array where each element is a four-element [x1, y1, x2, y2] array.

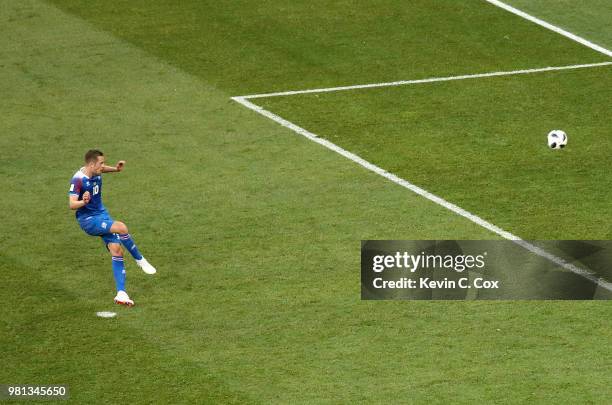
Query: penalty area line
[[486, 0, 612, 58], [239, 62, 612, 99], [231, 95, 612, 293]]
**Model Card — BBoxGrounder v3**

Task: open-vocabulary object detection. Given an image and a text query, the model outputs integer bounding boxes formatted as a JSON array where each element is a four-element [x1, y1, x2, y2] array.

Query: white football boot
[[136, 257, 157, 275], [114, 290, 134, 307]]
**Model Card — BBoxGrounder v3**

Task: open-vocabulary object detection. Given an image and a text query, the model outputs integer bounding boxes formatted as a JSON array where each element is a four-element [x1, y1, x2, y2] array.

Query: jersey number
[[92, 184, 99, 195]]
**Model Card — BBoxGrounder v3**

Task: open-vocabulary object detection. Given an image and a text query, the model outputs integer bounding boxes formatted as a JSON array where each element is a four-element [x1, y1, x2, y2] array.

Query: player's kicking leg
[[110, 220, 157, 274], [108, 242, 134, 307]]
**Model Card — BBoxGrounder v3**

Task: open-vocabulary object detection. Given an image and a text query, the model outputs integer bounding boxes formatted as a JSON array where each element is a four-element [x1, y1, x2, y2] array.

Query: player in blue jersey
[[69, 149, 156, 307]]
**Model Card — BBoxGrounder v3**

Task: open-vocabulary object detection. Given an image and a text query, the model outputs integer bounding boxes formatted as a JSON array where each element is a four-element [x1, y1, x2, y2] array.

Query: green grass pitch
[[257, 65, 612, 239], [1, 0, 611, 403]]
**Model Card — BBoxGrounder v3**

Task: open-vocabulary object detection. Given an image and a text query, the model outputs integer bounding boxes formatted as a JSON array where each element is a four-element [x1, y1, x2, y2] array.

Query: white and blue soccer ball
[[547, 130, 568, 149]]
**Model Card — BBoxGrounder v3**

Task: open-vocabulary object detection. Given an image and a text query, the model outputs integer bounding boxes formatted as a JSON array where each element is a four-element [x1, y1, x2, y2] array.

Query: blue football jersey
[[68, 168, 107, 220]]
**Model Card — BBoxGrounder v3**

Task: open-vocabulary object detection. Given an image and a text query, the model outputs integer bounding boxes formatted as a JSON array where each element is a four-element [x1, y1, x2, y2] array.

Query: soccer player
[[68, 149, 156, 306]]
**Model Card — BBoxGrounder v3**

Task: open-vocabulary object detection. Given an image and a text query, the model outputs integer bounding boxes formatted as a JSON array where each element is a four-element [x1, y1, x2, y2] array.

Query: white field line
[[487, 0, 612, 57], [231, 95, 612, 292], [241, 62, 612, 99]]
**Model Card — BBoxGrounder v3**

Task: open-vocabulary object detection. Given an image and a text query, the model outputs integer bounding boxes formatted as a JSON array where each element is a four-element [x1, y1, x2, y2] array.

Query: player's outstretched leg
[[110, 220, 157, 275], [108, 243, 134, 307], [118, 233, 143, 260]]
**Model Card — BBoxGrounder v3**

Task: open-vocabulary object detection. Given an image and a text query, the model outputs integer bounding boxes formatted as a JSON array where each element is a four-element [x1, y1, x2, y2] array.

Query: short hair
[[84, 149, 104, 163]]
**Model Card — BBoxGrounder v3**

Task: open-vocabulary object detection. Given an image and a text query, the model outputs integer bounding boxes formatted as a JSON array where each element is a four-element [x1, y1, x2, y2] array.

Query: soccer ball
[[547, 130, 568, 149]]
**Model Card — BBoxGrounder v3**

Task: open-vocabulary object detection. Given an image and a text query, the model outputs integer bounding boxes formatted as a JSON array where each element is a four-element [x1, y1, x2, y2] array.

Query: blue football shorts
[[78, 213, 121, 245]]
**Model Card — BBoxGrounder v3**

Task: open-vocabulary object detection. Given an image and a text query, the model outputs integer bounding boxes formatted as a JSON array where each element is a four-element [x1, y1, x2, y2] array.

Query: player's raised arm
[[102, 160, 125, 173]]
